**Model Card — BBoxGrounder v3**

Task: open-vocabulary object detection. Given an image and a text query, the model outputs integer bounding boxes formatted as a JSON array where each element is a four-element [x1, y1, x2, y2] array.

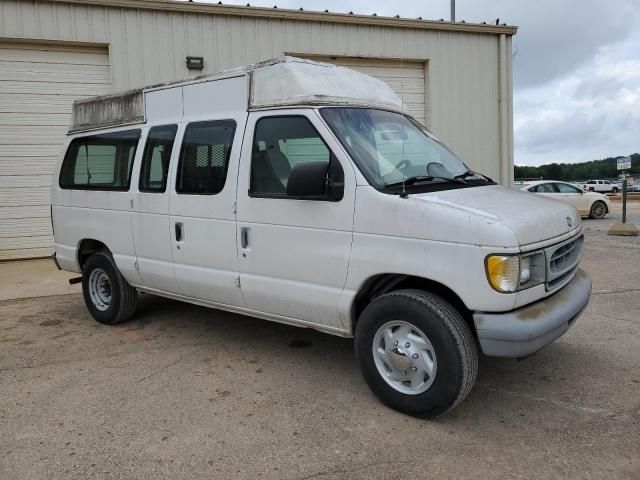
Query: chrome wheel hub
[[372, 320, 437, 395], [88, 268, 112, 311]]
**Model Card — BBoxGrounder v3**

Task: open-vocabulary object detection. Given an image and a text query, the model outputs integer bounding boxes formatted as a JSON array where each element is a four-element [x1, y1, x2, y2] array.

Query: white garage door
[[297, 55, 426, 125], [0, 42, 111, 260]]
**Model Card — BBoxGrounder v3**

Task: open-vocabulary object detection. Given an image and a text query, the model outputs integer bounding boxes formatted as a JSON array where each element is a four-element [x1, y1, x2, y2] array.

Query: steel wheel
[[372, 320, 437, 395], [88, 267, 112, 311]]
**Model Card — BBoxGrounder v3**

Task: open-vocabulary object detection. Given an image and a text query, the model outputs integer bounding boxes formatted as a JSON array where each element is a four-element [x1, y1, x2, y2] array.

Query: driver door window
[[554, 183, 587, 211]]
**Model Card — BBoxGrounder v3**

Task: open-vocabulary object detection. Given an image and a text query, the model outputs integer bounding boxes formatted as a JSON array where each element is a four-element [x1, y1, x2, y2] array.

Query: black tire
[[82, 252, 137, 325], [355, 289, 478, 418], [589, 200, 607, 219], [611, 187, 619, 194]]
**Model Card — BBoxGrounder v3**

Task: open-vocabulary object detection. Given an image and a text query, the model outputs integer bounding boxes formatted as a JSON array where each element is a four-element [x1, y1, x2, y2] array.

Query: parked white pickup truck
[[51, 57, 592, 417], [576, 180, 620, 193]]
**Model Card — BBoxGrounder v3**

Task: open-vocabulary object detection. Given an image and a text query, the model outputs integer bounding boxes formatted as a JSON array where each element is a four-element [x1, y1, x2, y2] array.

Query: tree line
[[514, 153, 640, 181]]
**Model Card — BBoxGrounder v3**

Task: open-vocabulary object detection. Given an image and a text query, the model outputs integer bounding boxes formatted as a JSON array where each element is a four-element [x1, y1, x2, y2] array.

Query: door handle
[[240, 227, 249, 249], [175, 222, 183, 242]]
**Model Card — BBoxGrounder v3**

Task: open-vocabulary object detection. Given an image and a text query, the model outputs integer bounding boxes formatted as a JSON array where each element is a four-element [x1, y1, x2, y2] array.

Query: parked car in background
[[522, 181, 610, 219], [576, 179, 620, 193]]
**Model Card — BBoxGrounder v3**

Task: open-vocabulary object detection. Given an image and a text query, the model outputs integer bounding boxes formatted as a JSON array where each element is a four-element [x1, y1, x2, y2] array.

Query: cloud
[[515, 38, 640, 165], [458, 0, 640, 88]]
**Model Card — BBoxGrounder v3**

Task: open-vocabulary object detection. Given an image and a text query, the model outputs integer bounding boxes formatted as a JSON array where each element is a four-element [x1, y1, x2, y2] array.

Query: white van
[[51, 57, 591, 417]]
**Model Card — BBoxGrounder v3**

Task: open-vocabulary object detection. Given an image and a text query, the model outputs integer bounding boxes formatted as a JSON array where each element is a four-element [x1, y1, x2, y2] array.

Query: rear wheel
[[589, 200, 607, 219], [612, 187, 619, 194], [82, 252, 137, 325], [355, 289, 478, 418]]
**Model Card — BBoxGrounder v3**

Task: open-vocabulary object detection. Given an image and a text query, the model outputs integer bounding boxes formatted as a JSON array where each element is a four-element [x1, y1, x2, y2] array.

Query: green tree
[[515, 153, 639, 181]]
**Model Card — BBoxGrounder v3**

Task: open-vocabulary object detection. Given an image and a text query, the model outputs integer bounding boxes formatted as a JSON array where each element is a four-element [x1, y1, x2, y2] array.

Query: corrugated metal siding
[[0, 0, 513, 258], [0, 41, 111, 259], [0, 1, 509, 180]]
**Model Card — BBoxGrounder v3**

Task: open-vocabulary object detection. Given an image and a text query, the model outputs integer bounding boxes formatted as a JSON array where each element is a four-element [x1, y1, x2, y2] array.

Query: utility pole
[[451, 0, 455, 22]]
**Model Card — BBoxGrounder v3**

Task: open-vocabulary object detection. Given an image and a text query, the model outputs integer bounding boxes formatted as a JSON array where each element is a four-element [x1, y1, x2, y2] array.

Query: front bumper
[[473, 269, 592, 358]]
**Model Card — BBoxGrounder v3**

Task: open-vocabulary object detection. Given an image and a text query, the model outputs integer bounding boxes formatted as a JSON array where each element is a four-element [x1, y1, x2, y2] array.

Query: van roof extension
[[69, 56, 404, 133]]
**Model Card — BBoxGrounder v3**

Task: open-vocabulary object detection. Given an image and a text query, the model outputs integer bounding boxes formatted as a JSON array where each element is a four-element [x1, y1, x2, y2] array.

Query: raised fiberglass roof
[[70, 56, 404, 132], [248, 56, 403, 110]]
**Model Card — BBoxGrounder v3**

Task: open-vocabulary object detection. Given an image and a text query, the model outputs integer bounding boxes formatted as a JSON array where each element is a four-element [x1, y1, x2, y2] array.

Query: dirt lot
[[1, 209, 639, 479]]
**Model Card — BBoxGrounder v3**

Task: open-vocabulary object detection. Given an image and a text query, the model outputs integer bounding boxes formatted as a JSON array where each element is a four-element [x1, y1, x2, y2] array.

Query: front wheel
[[355, 289, 478, 418], [589, 200, 607, 219], [82, 252, 138, 325]]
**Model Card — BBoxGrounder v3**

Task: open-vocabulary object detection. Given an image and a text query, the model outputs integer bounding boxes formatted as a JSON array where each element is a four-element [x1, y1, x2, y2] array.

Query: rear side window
[[530, 183, 556, 193], [139, 125, 178, 193], [59, 129, 141, 190], [176, 120, 236, 195]]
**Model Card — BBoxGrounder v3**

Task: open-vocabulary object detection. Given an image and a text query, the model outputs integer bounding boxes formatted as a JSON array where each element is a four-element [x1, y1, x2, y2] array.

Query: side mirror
[[287, 162, 328, 198], [286, 159, 344, 201]]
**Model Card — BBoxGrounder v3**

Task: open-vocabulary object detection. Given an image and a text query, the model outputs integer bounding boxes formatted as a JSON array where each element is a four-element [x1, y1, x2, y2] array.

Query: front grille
[[545, 235, 583, 291], [550, 239, 581, 273]]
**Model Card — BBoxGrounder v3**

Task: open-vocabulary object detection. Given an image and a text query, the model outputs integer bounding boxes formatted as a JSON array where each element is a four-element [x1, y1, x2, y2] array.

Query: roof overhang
[[42, 0, 518, 36]]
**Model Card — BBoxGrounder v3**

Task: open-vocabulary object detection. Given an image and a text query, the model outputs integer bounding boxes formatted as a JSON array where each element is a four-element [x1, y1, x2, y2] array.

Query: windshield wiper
[[454, 170, 476, 180], [454, 169, 495, 183], [385, 175, 467, 189]]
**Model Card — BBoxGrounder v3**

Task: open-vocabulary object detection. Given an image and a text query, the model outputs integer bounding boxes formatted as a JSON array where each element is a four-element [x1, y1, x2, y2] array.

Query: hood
[[411, 185, 581, 247]]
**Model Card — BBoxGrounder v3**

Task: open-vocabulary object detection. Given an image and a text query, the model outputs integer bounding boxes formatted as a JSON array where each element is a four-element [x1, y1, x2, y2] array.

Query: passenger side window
[[176, 120, 236, 195], [59, 129, 141, 190], [139, 125, 177, 193], [251, 116, 330, 196], [555, 183, 581, 194]]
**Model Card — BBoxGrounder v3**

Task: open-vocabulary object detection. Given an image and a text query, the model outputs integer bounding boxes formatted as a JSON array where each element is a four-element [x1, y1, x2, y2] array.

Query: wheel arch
[[351, 274, 474, 337], [77, 238, 112, 270]]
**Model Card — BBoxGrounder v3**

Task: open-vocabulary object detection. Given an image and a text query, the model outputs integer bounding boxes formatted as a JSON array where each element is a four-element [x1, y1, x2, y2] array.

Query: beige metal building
[[0, 0, 516, 260]]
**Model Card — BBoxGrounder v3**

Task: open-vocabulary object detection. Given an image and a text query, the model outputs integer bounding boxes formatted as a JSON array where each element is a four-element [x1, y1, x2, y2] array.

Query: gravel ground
[[1, 211, 639, 479]]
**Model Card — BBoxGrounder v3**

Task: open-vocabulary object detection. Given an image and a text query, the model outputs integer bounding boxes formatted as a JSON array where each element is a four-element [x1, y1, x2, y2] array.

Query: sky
[[198, 0, 640, 166]]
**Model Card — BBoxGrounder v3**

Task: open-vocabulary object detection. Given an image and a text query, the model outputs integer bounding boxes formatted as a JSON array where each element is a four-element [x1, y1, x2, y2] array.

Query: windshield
[[321, 108, 489, 191]]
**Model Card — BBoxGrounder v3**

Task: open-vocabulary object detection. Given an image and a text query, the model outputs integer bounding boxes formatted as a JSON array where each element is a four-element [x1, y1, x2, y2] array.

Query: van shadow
[[126, 293, 608, 423], [130, 292, 356, 365]]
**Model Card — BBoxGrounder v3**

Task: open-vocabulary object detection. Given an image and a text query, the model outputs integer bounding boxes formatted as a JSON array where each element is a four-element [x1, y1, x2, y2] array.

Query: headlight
[[486, 252, 545, 293], [486, 255, 520, 292], [519, 256, 531, 284]]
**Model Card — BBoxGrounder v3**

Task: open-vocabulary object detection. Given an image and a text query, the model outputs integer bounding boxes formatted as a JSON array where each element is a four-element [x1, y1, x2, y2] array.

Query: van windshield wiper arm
[[454, 170, 476, 180], [385, 175, 467, 189], [454, 169, 495, 183]]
